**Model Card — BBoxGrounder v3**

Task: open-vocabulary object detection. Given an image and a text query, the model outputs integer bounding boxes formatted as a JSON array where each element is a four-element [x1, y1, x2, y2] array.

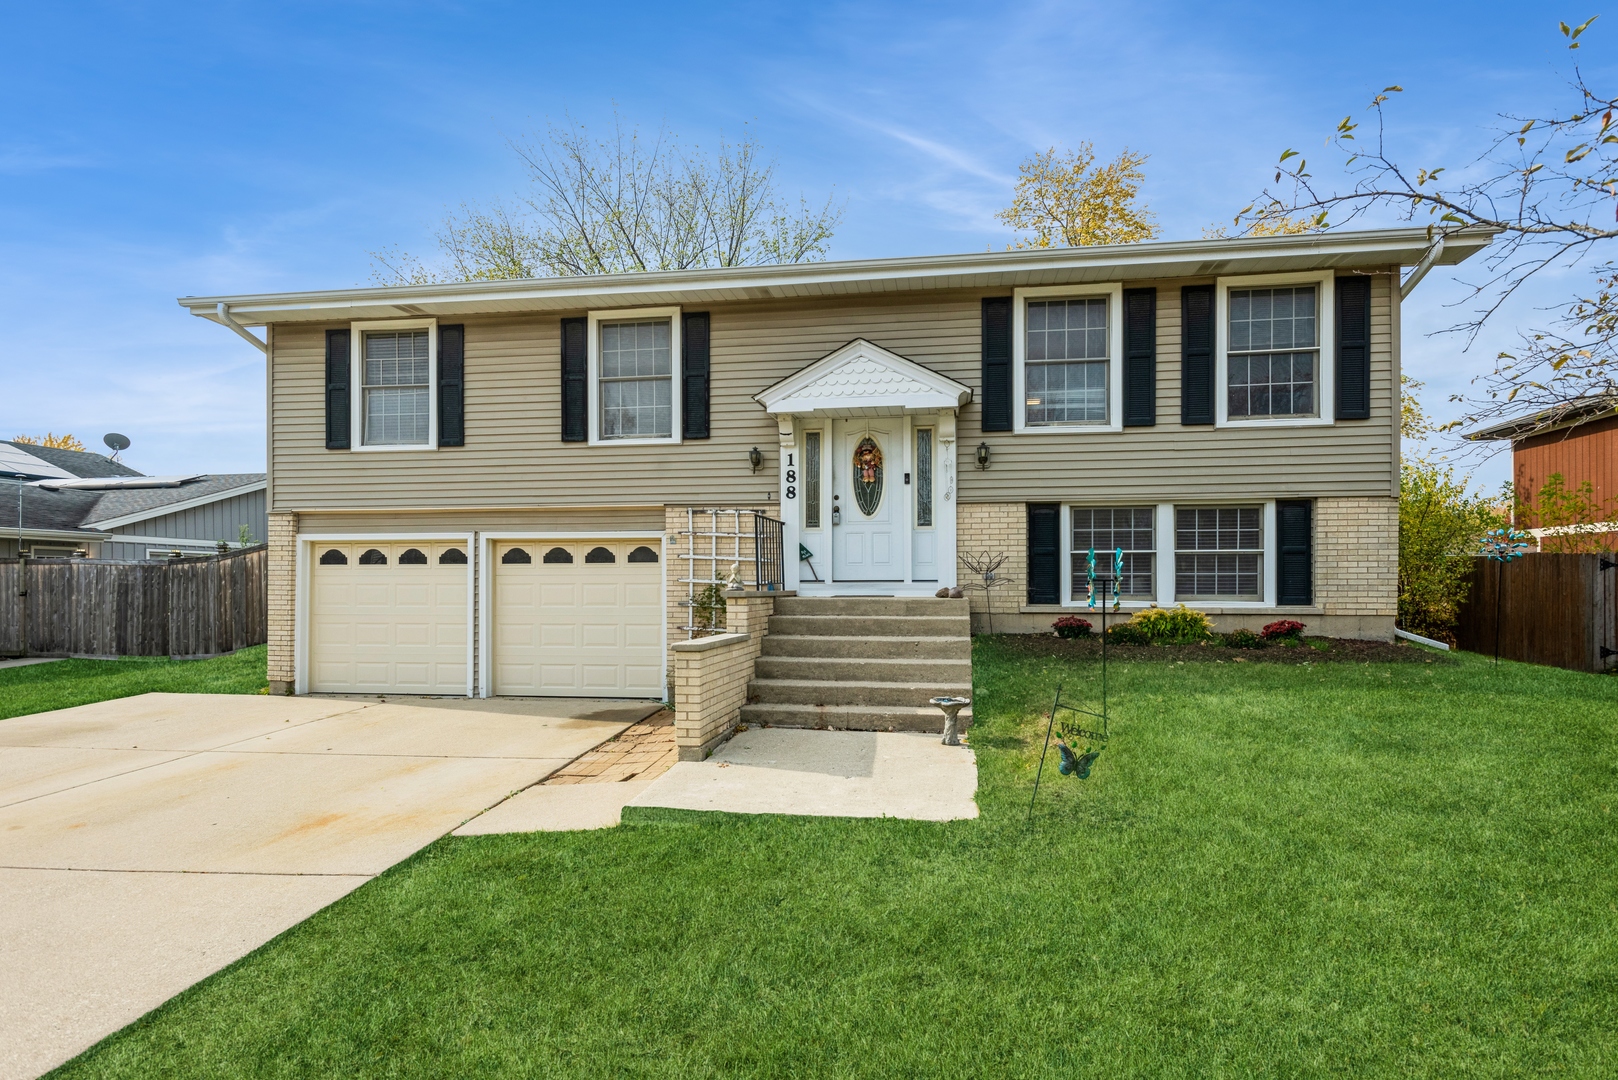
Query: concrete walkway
[[629, 728, 980, 821], [0, 692, 658, 1080]]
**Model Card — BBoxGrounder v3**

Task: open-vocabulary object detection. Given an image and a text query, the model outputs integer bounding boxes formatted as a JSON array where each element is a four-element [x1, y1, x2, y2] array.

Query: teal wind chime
[[1478, 526, 1532, 667], [1028, 547, 1123, 823]]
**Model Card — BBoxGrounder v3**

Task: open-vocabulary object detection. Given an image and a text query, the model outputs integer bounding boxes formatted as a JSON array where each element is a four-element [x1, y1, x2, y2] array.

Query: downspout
[[1399, 234, 1447, 299], [215, 302, 268, 353]]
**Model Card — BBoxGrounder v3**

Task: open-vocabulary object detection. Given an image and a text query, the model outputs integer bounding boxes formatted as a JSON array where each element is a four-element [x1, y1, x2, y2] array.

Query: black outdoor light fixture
[[748, 446, 764, 472], [975, 441, 991, 470]]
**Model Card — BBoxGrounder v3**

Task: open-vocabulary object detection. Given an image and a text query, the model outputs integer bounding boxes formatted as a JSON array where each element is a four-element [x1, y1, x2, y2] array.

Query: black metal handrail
[[753, 514, 785, 592]]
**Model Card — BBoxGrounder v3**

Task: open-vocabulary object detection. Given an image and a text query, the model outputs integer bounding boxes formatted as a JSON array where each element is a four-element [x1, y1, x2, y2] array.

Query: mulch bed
[[992, 634, 1453, 664]]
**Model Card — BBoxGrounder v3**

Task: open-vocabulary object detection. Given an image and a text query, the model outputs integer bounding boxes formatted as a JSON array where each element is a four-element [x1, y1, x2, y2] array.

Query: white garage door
[[309, 541, 470, 694], [493, 539, 663, 698]]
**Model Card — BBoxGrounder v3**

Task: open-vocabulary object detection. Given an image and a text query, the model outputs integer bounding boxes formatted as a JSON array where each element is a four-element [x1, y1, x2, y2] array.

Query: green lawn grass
[[0, 645, 267, 721], [51, 640, 1618, 1078]]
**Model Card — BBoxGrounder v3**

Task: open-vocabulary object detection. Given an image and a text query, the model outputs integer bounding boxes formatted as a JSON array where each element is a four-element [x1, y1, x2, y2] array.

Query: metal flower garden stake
[[1478, 527, 1532, 668], [1028, 547, 1122, 825]]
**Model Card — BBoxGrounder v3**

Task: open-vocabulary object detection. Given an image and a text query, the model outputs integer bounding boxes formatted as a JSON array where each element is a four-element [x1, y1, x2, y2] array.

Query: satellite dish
[[103, 433, 130, 452]]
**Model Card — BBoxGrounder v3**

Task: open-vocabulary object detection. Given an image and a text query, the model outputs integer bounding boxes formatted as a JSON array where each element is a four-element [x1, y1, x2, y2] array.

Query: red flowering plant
[[1260, 619, 1307, 642], [1052, 615, 1093, 639]]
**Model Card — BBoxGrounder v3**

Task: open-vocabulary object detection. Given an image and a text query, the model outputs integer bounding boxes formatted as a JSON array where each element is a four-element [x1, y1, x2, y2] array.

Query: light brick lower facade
[[955, 496, 1397, 639], [670, 590, 777, 760], [266, 510, 297, 693], [1314, 497, 1398, 617]]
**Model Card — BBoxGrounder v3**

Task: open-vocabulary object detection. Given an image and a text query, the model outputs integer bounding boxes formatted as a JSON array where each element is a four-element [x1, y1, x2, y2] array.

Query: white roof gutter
[[213, 302, 267, 353], [1399, 233, 1447, 299]]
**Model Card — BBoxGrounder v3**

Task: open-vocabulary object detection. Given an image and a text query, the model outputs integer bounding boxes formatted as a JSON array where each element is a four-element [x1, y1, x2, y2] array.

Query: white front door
[[833, 420, 904, 581]]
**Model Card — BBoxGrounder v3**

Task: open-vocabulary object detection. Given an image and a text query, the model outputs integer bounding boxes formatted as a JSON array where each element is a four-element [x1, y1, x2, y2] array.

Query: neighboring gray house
[[0, 441, 265, 559]]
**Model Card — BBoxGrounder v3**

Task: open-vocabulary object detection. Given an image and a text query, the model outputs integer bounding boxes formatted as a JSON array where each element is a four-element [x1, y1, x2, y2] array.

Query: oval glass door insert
[[853, 436, 884, 516]]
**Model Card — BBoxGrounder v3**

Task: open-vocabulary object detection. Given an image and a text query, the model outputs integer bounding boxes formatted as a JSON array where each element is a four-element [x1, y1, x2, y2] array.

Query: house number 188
[[784, 453, 796, 500]]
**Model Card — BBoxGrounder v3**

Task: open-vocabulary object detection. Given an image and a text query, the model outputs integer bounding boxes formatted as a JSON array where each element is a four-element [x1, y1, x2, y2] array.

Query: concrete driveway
[[0, 692, 658, 1080]]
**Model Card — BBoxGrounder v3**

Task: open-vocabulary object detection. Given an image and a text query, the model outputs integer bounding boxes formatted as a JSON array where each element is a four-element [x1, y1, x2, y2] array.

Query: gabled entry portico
[[755, 339, 972, 594]]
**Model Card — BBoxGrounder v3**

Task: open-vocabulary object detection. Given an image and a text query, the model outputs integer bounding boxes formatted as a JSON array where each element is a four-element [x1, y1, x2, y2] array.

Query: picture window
[[362, 329, 431, 445], [1071, 507, 1155, 600], [1026, 297, 1108, 425], [1175, 507, 1262, 600], [599, 319, 672, 439], [1227, 287, 1318, 419]]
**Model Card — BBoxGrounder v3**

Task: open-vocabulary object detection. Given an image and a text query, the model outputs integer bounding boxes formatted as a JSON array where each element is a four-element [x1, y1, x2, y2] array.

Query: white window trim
[[1215, 270, 1334, 429], [587, 306, 683, 446], [1012, 283, 1124, 434], [350, 318, 439, 452], [1169, 500, 1278, 608], [1059, 502, 1164, 611]]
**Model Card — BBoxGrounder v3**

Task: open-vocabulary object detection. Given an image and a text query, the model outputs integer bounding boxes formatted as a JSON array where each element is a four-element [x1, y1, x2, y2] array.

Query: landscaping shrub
[[1127, 604, 1214, 645], [1105, 622, 1153, 645], [1226, 627, 1264, 648], [1260, 619, 1306, 642], [1052, 615, 1092, 639]]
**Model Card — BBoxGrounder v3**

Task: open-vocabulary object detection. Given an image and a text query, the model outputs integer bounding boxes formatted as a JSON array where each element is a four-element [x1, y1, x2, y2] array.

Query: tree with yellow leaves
[[12, 433, 86, 452], [997, 144, 1157, 248]]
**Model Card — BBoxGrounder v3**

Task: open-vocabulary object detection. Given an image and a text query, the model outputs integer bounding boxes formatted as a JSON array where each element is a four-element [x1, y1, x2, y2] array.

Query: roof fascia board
[[7, 527, 114, 543], [82, 479, 267, 530], [180, 227, 1498, 326]]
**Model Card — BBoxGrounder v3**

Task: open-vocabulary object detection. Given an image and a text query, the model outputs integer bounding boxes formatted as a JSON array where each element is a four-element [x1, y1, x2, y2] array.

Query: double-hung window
[[1025, 297, 1109, 425], [1226, 284, 1321, 420], [599, 319, 673, 440], [1071, 507, 1155, 601], [1175, 507, 1262, 600], [361, 328, 432, 447]]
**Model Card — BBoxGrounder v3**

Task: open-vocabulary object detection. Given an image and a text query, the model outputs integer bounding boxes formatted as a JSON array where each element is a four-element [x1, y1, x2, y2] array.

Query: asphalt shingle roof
[[1, 441, 143, 479], [81, 474, 264, 526], [2, 472, 264, 537]]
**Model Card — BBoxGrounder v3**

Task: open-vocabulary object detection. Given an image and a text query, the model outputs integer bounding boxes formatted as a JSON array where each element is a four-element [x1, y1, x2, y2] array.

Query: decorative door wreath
[[852, 436, 884, 516]]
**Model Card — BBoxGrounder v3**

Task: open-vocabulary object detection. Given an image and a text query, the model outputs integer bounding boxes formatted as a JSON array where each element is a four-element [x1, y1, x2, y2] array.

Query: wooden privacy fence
[[1455, 552, 1617, 674], [0, 545, 266, 659]]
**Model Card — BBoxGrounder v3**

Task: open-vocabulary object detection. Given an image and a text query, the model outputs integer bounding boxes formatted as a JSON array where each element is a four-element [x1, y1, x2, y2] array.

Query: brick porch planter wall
[[670, 589, 782, 761]]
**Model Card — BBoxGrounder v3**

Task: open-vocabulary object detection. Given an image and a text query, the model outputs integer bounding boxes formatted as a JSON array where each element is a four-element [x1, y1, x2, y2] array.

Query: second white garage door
[[492, 539, 664, 698]]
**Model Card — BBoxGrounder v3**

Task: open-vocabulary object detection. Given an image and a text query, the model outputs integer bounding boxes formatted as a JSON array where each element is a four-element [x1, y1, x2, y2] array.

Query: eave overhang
[[180, 226, 1498, 329]]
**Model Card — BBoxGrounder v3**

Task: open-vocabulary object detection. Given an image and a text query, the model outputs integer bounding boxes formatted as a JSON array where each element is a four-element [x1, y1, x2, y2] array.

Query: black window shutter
[[1123, 287, 1157, 427], [560, 317, 587, 443], [1277, 499, 1313, 605], [438, 324, 465, 447], [682, 311, 711, 440], [1027, 502, 1060, 605], [1181, 284, 1214, 425], [325, 328, 351, 450], [1335, 275, 1371, 420], [981, 296, 1013, 432]]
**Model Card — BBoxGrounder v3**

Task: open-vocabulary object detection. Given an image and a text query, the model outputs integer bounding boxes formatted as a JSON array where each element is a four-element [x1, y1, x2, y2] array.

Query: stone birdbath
[[929, 696, 971, 746]]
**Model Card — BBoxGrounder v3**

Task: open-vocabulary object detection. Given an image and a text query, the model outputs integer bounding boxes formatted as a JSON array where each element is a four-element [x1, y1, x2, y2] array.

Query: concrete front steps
[[741, 595, 972, 733]]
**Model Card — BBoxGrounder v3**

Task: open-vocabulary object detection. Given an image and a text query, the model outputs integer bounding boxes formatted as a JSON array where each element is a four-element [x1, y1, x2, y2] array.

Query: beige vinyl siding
[[268, 273, 1398, 510], [297, 507, 664, 533]]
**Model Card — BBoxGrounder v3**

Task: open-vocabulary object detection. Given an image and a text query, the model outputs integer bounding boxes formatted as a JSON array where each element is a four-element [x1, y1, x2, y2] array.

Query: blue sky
[[0, 1, 1603, 489]]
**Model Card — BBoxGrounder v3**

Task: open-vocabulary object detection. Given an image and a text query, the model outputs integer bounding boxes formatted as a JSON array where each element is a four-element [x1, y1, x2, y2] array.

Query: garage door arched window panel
[[359, 548, 388, 565], [439, 547, 467, 564], [502, 547, 532, 565], [543, 547, 574, 564], [319, 548, 348, 565], [585, 546, 616, 563], [399, 548, 428, 565], [628, 545, 659, 563]]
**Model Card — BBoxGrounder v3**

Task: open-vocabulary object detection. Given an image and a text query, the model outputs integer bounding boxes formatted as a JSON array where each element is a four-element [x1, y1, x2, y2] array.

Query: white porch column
[[938, 409, 958, 588], [777, 413, 799, 590]]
